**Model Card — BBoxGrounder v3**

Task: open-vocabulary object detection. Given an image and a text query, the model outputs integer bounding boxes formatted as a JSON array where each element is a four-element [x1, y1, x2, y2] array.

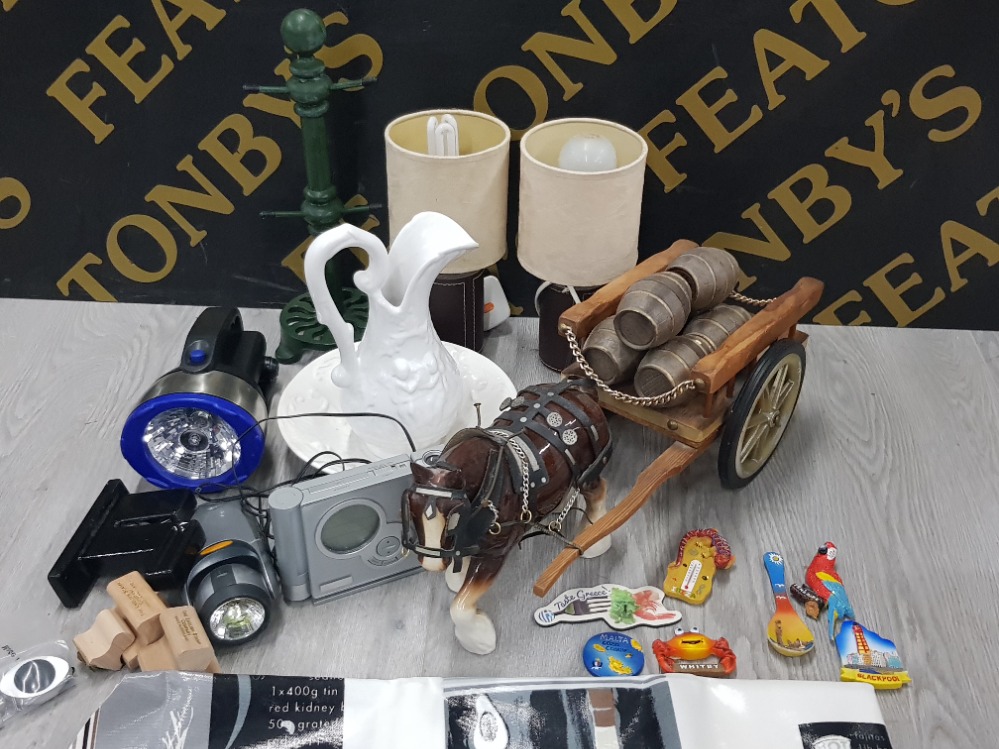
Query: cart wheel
[[718, 338, 806, 489]]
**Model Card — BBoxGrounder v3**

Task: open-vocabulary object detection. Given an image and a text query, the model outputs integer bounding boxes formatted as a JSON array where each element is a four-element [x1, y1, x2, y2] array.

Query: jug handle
[[303, 225, 390, 388]]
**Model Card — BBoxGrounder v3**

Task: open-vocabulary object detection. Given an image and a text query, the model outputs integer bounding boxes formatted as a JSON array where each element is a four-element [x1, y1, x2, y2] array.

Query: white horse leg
[[581, 478, 612, 558], [450, 557, 500, 655]]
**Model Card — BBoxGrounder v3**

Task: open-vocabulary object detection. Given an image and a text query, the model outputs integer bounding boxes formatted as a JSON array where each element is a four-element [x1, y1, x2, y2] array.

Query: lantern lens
[[143, 407, 242, 480]]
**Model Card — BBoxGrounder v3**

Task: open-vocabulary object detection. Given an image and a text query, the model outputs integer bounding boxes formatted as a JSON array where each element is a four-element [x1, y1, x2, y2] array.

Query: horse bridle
[[400, 451, 505, 573], [400, 380, 612, 572]]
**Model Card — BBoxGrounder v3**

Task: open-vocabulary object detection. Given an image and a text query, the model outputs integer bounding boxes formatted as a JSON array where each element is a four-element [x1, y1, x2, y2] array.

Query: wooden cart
[[533, 239, 824, 597]]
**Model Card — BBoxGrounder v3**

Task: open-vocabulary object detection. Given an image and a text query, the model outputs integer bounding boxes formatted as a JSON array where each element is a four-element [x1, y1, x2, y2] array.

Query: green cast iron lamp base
[[274, 289, 367, 364]]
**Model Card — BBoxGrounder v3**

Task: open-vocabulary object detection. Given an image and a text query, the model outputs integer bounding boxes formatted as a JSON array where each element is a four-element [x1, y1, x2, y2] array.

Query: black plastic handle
[[181, 307, 243, 373]]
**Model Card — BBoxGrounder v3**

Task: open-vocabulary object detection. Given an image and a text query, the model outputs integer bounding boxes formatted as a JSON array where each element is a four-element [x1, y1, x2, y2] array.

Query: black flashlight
[[121, 307, 278, 490], [186, 503, 281, 646]]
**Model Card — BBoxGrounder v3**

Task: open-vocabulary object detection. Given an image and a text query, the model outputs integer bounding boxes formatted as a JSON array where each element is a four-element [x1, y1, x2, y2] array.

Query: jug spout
[[381, 212, 478, 318]]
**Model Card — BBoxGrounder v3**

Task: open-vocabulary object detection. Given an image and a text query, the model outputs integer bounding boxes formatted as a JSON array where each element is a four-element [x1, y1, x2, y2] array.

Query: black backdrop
[[2, 0, 997, 328]]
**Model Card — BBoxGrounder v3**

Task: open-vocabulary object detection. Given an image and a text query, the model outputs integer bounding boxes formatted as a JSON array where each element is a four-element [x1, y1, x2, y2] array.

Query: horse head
[[402, 459, 469, 572]]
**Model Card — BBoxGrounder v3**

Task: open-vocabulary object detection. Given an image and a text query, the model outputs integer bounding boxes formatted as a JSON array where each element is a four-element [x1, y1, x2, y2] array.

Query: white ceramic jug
[[303, 212, 477, 455]]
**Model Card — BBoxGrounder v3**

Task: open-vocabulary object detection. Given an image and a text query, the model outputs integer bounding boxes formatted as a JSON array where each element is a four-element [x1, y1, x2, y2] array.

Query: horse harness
[[402, 381, 612, 572]]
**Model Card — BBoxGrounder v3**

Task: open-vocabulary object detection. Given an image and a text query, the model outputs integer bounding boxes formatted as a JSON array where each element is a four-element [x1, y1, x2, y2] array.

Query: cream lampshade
[[518, 118, 648, 287], [518, 118, 648, 369], [385, 109, 511, 275]]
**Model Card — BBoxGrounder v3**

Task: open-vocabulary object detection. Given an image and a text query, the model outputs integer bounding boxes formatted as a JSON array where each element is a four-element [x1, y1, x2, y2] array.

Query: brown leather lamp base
[[430, 270, 485, 352], [536, 283, 598, 371]]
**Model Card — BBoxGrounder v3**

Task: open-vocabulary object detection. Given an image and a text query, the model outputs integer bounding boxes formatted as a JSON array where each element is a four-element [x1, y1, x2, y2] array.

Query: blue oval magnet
[[583, 632, 644, 677]]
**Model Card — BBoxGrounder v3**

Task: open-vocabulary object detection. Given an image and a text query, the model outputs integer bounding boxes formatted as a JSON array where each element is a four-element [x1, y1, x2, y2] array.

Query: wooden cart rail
[[534, 241, 824, 597]]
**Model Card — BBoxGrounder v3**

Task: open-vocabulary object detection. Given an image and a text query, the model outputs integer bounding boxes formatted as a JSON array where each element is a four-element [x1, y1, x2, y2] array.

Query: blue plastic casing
[[120, 392, 265, 489]]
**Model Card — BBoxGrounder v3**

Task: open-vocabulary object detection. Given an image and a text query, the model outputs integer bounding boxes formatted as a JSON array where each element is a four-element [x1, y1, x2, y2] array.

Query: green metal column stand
[[247, 9, 376, 363]]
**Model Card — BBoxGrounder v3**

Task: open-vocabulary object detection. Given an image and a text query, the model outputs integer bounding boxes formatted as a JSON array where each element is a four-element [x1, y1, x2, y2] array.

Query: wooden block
[[121, 641, 142, 670], [106, 571, 167, 645], [137, 638, 178, 672], [206, 656, 223, 674], [74, 608, 135, 670], [160, 606, 214, 672]]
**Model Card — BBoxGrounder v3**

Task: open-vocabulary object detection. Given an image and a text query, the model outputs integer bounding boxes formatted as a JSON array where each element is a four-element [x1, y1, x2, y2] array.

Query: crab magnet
[[663, 529, 735, 605], [534, 585, 682, 630], [652, 627, 737, 677]]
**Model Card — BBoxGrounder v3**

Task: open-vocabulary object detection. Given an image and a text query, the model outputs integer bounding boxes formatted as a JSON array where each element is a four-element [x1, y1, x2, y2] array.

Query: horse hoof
[[582, 536, 612, 558], [455, 614, 497, 655]]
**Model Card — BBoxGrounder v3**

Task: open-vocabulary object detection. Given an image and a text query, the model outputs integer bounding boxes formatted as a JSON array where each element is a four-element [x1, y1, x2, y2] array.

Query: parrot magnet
[[789, 542, 855, 639], [663, 529, 735, 605], [791, 542, 911, 689], [534, 584, 682, 629]]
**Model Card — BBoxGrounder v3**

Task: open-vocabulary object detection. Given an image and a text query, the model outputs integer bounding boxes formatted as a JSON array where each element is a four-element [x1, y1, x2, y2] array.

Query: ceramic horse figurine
[[402, 378, 613, 654]]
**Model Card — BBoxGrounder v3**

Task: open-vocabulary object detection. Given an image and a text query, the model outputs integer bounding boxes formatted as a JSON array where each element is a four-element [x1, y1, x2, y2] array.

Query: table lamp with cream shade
[[518, 117, 649, 369], [385, 109, 511, 351]]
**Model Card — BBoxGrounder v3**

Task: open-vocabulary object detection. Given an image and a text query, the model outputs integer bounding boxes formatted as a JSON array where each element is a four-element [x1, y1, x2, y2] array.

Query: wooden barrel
[[614, 271, 692, 351], [667, 247, 740, 311], [682, 304, 753, 351], [634, 335, 704, 404], [582, 317, 642, 385]]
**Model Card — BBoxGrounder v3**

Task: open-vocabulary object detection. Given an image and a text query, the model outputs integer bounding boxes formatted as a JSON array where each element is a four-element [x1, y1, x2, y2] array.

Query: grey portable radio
[[269, 448, 439, 603]]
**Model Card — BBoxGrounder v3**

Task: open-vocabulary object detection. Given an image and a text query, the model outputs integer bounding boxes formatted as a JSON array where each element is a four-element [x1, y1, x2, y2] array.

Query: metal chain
[[547, 486, 579, 533], [728, 290, 776, 307], [496, 430, 533, 522], [560, 290, 775, 409], [491, 428, 579, 530], [563, 325, 698, 407]]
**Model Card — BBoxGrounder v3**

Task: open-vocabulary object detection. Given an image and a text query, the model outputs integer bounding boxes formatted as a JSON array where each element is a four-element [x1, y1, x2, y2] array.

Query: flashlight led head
[[209, 597, 267, 642], [186, 540, 275, 645], [187, 502, 281, 647], [121, 308, 276, 489]]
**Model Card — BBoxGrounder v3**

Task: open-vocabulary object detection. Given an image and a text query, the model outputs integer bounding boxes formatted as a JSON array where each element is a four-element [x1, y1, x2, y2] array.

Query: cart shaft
[[533, 439, 713, 597]]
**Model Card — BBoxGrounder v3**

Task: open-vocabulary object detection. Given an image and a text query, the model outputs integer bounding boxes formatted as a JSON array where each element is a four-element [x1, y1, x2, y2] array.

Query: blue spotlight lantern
[[122, 308, 277, 489]]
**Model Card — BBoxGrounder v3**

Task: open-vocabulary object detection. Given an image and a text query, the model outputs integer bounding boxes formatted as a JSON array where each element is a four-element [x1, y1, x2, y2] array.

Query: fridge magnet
[[796, 542, 857, 640], [663, 528, 735, 605], [763, 552, 815, 657], [652, 626, 737, 677], [534, 584, 682, 629], [835, 619, 911, 690], [582, 632, 645, 677]]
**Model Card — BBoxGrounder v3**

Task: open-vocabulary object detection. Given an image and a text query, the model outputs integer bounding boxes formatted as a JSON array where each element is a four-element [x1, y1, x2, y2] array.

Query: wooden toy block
[[121, 641, 142, 670], [160, 606, 214, 672], [74, 608, 135, 670], [106, 571, 167, 645], [137, 638, 178, 672]]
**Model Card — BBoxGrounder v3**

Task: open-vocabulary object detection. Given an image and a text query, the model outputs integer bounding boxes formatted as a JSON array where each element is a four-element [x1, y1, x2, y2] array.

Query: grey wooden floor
[[1, 299, 997, 748]]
